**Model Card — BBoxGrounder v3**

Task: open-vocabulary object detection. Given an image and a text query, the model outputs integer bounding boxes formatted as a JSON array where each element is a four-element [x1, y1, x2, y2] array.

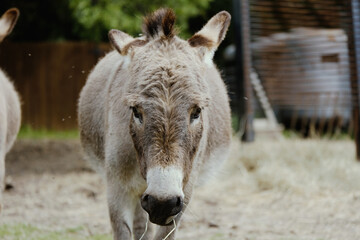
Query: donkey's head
[[0, 8, 19, 43], [109, 8, 230, 225]]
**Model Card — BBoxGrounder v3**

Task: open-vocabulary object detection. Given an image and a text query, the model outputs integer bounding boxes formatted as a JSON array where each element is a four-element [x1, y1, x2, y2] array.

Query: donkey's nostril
[[141, 194, 151, 213], [142, 194, 149, 202], [176, 196, 182, 207]]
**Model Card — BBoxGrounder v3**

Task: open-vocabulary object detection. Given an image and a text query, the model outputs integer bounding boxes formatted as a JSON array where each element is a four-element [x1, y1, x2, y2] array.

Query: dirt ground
[[1, 138, 360, 240]]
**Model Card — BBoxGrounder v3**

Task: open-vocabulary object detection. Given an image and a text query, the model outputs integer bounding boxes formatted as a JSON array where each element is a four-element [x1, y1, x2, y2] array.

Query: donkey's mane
[[142, 8, 176, 39]]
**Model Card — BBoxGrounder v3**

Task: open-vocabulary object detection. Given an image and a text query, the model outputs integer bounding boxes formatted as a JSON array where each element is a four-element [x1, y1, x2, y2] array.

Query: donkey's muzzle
[[141, 194, 183, 226]]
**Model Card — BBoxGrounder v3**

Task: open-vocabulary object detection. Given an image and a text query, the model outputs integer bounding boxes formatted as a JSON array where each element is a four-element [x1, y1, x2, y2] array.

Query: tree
[[69, 0, 212, 41], [1, 0, 213, 42]]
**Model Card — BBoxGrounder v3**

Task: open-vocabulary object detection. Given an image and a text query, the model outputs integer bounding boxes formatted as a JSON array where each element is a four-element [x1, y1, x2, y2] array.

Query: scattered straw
[[224, 138, 360, 194], [163, 219, 176, 240], [138, 214, 149, 240]]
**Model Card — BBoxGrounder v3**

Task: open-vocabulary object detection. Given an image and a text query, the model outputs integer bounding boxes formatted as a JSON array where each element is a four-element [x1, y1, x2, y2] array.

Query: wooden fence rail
[[0, 41, 111, 130]]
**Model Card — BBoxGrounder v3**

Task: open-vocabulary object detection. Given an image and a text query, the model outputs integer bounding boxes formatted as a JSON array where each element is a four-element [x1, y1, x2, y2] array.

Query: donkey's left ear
[[188, 11, 231, 61], [108, 29, 135, 55]]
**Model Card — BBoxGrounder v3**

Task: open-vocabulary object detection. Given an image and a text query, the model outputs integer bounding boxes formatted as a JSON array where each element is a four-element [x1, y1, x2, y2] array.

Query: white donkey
[[0, 8, 21, 212], [78, 8, 231, 240]]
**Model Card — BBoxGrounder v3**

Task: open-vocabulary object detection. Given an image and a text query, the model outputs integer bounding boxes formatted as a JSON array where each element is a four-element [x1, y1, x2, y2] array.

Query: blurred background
[[0, 0, 232, 130], [1, 1, 360, 239], [1, 0, 360, 152]]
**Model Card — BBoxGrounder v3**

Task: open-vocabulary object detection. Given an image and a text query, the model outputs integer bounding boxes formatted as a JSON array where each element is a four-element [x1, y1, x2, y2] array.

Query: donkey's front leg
[[107, 179, 137, 240], [0, 151, 5, 211], [133, 202, 154, 240]]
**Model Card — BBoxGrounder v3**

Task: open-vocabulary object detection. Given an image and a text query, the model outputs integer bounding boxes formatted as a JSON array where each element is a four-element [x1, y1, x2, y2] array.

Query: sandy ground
[[1, 138, 360, 240]]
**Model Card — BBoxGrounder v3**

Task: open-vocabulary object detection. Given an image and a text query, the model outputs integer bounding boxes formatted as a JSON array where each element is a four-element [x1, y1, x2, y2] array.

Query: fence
[[230, 0, 360, 158], [0, 42, 111, 130], [248, 0, 358, 135], [231, 0, 360, 134]]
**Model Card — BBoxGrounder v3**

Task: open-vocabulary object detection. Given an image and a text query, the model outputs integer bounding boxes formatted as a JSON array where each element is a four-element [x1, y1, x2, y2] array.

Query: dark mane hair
[[142, 8, 176, 39]]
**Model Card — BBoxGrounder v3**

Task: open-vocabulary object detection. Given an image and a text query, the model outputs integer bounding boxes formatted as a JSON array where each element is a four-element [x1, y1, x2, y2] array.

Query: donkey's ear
[[188, 11, 231, 61], [108, 29, 135, 55], [0, 8, 20, 42]]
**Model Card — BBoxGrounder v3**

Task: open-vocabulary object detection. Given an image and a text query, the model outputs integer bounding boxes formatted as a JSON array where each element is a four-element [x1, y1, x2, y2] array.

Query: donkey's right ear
[[0, 8, 20, 41], [108, 29, 135, 55]]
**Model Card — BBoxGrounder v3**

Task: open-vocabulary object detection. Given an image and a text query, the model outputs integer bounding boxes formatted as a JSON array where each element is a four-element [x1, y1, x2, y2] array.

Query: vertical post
[[232, 0, 255, 142], [348, 0, 360, 160]]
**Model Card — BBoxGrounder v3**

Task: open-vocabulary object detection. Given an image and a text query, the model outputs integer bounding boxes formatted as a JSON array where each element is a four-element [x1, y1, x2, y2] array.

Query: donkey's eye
[[131, 107, 143, 123], [190, 107, 201, 122]]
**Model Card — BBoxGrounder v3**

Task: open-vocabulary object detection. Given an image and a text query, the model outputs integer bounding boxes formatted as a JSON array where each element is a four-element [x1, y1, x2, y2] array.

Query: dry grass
[[224, 137, 360, 193], [180, 137, 360, 240], [1, 137, 360, 239]]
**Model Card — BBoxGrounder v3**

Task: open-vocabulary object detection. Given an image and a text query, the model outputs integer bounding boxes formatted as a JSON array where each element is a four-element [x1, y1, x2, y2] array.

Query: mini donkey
[[0, 8, 21, 212], [78, 8, 231, 240]]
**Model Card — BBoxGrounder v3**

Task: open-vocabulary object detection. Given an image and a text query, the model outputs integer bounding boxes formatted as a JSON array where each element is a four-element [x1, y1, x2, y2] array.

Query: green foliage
[[231, 113, 240, 132], [68, 0, 213, 41], [282, 129, 302, 139], [0, 224, 111, 240], [1, 0, 213, 41], [18, 125, 78, 139]]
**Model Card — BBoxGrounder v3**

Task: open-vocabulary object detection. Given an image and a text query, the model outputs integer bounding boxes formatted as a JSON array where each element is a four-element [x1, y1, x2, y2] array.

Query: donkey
[[0, 8, 21, 212], [78, 8, 231, 240]]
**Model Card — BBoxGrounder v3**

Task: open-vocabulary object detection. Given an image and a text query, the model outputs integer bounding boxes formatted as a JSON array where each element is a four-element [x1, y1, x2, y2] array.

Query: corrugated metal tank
[[252, 28, 352, 121]]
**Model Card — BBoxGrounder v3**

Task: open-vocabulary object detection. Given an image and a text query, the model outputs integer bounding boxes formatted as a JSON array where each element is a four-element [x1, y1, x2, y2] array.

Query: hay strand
[[138, 215, 176, 240], [163, 219, 176, 240], [138, 214, 149, 240]]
